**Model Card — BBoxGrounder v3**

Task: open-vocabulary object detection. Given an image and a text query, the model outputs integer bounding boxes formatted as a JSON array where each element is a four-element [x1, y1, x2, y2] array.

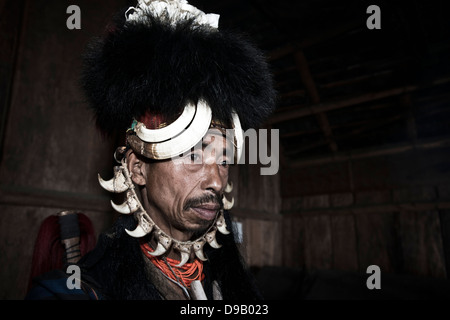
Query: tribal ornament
[[126, 99, 244, 162], [98, 153, 234, 268]]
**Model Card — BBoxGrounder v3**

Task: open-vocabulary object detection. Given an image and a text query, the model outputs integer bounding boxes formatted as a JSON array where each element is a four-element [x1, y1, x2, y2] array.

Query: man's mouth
[[191, 203, 220, 221]]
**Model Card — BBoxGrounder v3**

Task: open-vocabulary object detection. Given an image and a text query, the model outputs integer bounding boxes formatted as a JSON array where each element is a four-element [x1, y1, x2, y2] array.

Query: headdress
[[83, 0, 275, 267]]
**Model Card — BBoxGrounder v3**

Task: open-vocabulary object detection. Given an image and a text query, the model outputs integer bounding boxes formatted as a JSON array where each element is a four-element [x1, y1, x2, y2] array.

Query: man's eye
[[190, 153, 201, 162], [220, 160, 230, 167]]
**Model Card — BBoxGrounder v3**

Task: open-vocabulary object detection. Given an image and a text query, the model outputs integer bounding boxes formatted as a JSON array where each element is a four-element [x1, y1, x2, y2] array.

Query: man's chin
[[186, 219, 216, 238]]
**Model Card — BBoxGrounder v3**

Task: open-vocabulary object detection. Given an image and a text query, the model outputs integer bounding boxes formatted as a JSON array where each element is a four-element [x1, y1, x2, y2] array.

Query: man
[[27, 0, 275, 300]]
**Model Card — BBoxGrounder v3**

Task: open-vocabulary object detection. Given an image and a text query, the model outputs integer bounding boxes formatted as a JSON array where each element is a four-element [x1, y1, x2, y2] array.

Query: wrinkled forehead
[[199, 128, 235, 153]]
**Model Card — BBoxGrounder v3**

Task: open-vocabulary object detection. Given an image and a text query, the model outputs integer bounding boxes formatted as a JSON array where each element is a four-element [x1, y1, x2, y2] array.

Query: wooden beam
[[399, 94, 418, 144], [289, 136, 450, 168], [319, 70, 393, 90], [294, 50, 338, 152], [267, 21, 361, 61], [282, 200, 450, 216], [280, 101, 395, 138], [280, 89, 306, 99], [269, 77, 450, 124], [285, 113, 406, 155], [0, 184, 111, 213]]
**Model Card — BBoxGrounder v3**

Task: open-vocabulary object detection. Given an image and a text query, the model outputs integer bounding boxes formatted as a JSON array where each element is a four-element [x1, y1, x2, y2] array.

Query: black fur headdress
[[82, 2, 276, 135]]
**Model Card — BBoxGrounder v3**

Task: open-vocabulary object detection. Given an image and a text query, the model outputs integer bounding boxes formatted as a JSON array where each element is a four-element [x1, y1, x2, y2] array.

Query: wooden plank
[[259, 219, 282, 266], [331, 214, 359, 271], [240, 218, 264, 267], [228, 131, 282, 218], [419, 211, 446, 278], [394, 211, 418, 275], [354, 212, 396, 273], [396, 211, 446, 278], [250, 219, 263, 267], [243, 218, 283, 268], [439, 209, 450, 278], [281, 216, 305, 268], [241, 217, 253, 265], [281, 161, 350, 197], [304, 215, 332, 270]]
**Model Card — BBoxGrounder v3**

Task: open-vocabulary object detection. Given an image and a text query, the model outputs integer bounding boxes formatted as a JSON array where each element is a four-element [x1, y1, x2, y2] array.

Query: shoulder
[[25, 268, 102, 300]]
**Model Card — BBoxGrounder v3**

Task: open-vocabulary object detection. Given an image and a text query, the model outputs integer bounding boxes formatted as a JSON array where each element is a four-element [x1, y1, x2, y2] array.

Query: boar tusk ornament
[[97, 166, 129, 193], [225, 182, 233, 193], [110, 191, 140, 214], [98, 154, 233, 268]]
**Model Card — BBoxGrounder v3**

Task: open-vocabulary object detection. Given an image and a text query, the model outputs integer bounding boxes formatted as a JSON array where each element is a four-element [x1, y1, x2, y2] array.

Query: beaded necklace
[[141, 242, 205, 288]]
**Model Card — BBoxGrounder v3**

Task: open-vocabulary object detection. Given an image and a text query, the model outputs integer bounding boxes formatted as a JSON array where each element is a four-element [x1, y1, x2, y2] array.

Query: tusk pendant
[[225, 181, 233, 193], [222, 195, 234, 210], [206, 229, 221, 249], [147, 241, 168, 257], [148, 233, 172, 256], [110, 194, 139, 214], [125, 224, 149, 238], [175, 251, 190, 268], [193, 239, 208, 261], [98, 167, 128, 193], [216, 213, 230, 235]]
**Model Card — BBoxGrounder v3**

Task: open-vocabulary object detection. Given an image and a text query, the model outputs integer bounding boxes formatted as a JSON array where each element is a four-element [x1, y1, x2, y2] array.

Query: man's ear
[[126, 151, 147, 186]]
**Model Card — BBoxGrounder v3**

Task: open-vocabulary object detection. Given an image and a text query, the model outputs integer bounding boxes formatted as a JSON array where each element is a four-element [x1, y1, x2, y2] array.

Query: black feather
[[81, 8, 276, 135]]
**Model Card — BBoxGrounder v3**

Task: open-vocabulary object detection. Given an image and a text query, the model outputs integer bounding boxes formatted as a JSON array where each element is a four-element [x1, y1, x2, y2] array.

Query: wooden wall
[[280, 147, 450, 279], [0, 0, 126, 299], [229, 141, 450, 282], [228, 160, 283, 268]]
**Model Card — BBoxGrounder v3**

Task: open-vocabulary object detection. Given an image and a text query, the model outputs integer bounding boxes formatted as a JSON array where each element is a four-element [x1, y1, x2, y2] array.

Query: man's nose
[[201, 161, 224, 194]]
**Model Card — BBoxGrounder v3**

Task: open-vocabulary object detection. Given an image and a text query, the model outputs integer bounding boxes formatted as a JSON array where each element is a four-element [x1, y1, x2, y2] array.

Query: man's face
[[143, 129, 232, 238]]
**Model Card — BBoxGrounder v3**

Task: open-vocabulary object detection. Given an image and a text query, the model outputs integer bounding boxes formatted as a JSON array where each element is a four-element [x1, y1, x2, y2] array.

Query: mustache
[[183, 193, 223, 211]]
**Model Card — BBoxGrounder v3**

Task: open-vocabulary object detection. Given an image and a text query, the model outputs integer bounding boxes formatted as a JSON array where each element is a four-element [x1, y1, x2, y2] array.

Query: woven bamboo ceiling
[[190, 0, 450, 167]]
